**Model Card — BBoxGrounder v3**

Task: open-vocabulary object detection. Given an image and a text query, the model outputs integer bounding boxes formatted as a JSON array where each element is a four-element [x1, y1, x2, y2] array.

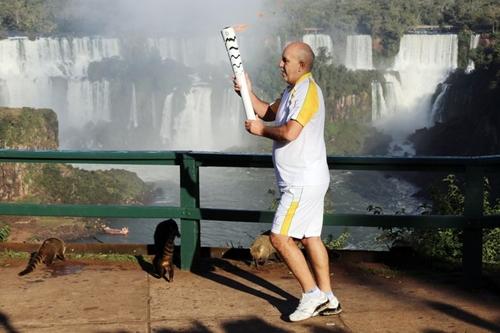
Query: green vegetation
[[324, 231, 350, 250], [0, 223, 10, 242], [0, 249, 29, 260], [0, 0, 64, 38], [266, 0, 499, 61], [67, 252, 138, 262], [0, 108, 58, 149], [0, 107, 153, 205], [0, 249, 138, 262], [379, 175, 500, 264], [31, 164, 152, 205]]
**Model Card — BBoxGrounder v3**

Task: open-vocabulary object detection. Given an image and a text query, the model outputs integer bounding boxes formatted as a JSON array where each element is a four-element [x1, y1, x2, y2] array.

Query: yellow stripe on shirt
[[280, 200, 299, 235], [295, 79, 319, 126]]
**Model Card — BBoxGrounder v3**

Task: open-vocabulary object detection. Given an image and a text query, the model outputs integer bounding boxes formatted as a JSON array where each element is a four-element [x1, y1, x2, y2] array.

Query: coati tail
[[18, 252, 43, 276]]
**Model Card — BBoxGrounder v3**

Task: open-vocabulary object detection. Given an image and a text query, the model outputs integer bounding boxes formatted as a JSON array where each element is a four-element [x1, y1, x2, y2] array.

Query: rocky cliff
[[0, 107, 57, 200], [0, 107, 152, 204]]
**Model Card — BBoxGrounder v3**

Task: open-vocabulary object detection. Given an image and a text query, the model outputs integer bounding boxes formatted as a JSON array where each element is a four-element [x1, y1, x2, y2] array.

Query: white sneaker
[[316, 301, 342, 316], [289, 292, 329, 322]]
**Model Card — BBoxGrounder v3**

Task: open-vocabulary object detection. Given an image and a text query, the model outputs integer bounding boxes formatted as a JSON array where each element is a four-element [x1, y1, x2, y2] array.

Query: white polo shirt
[[272, 72, 330, 187]]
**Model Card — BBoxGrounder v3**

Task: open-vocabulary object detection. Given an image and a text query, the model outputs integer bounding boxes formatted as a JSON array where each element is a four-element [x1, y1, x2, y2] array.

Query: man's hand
[[245, 119, 265, 136], [233, 73, 252, 96]]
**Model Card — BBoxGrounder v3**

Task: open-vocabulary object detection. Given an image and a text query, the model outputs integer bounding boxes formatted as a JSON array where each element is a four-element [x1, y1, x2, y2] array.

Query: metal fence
[[1, 150, 499, 282]]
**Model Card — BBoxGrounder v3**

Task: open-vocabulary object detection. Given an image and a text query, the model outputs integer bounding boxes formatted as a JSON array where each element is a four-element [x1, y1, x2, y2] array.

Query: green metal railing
[[1, 150, 500, 282]]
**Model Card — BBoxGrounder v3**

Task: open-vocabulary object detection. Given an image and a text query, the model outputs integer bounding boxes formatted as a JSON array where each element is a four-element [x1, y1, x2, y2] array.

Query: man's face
[[279, 45, 302, 85]]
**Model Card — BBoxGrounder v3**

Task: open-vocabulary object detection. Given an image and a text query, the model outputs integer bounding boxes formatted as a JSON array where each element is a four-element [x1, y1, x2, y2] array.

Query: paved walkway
[[1, 253, 500, 333]]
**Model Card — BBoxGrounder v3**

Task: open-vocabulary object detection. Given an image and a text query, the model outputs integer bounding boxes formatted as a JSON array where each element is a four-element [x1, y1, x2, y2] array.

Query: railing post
[[463, 166, 484, 285], [179, 154, 200, 271]]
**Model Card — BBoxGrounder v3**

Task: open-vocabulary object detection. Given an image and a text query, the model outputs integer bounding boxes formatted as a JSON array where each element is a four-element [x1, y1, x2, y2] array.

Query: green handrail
[[0, 150, 499, 282]]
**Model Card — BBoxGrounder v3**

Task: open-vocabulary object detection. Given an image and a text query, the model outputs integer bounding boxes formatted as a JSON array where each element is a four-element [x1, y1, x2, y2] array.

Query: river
[[76, 165, 423, 250]]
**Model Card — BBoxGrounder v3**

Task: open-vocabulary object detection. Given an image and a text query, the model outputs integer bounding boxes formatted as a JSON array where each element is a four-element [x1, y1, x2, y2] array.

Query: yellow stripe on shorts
[[280, 200, 299, 235]]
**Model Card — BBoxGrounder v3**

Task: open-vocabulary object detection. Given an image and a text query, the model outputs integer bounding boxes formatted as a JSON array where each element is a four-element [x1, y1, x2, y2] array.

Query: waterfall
[[302, 34, 333, 60], [371, 81, 387, 120], [465, 33, 481, 74], [128, 83, 138, 129], [0, 37, 120, 78], [393, 34, 457, 70], [430, 84, 449, 123], [171, 86, 213, 150], [147, 36, 226, 66], [0, 36, 249, 151], [372, 34, 457, 153], [160, 92, 174, 144], [0, 36, 119, 133], [345, 35, 373, 70], [67, 79, 111, 127]]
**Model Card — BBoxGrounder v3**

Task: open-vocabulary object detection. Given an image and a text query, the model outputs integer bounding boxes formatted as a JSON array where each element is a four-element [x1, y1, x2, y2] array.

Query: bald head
[[285, 42, 315, 71], [280, 41, 316, 85]]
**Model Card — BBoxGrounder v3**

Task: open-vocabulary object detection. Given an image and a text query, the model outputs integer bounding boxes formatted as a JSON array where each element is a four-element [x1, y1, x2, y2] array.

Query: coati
[[250, 230, 304, 267], [18, 237, 66, 276], [250, 230, 278, 267], [153, 219, 180, 282]]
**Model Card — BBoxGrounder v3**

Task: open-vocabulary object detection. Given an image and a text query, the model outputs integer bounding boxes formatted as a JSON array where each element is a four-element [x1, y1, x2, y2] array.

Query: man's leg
[[302, 236, 342, 315], [301, 236, 331, 292], [270, 232, 316, 292]]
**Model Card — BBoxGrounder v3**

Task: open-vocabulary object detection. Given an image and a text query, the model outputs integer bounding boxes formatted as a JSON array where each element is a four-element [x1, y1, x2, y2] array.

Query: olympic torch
[[221, 25, 256, 120]]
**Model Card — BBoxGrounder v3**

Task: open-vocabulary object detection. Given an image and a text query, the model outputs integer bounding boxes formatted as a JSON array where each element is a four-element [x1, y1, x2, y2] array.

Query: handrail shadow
[[194, 258, 298, 318], [426, 300, 500, 332], [0, 312, 20, 333]]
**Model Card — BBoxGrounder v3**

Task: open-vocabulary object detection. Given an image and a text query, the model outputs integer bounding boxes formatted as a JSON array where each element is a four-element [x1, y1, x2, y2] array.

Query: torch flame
[[232, 24, 249, 33]]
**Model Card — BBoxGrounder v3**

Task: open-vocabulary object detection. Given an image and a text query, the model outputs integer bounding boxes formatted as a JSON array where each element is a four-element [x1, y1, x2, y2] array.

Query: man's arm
[[233, 74, 278, 121], [245, 118, 303, 142]]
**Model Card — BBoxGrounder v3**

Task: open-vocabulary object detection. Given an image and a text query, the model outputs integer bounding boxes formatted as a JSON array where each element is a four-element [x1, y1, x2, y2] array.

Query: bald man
[[234, 41, 342, 321]]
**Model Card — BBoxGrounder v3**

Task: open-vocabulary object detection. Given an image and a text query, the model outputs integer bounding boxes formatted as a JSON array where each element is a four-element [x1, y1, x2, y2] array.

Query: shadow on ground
[[153, 316, 349, 333], [194, 258, 298, 319], [0, 311, 20, 333]]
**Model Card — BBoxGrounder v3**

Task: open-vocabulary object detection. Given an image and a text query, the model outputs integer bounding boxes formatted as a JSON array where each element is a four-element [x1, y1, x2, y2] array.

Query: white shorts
[[271, 183, 329, 239]]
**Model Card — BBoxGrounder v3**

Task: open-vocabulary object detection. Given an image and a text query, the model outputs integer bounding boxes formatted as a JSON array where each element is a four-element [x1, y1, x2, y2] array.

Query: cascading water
[[0, 36, 247, 151], [465, 33, 481, 74], [371, 81, 387, 120], [429, 83, 449, 123], [302, 34, 333, 60], [146, 36, 227, 67], [128, 83, 138, 129], [371, 34, 458, 154], [0, 36, 120, 135], [345, 35, 373, 70]]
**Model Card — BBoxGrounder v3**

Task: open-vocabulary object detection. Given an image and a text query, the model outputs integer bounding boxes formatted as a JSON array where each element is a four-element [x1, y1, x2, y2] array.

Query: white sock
[[304, 286, 321, 298], [323, 291, 339, 307]]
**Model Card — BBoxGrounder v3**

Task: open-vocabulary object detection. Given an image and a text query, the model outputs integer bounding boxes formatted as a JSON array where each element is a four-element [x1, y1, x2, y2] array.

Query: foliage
[[265, 0, 499, 61], [30, 164, 152, 205], [0, 108, 58, 149], [469, 32, 500, 90], [0, 0, 65, 37], [0, 223, 10, 242], [324, 231, 350, 250], [378, 174, 500, 264]]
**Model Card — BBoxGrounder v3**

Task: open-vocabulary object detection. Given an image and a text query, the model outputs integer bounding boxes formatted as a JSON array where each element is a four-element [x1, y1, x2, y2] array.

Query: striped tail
[[18, 252, 43, 276]]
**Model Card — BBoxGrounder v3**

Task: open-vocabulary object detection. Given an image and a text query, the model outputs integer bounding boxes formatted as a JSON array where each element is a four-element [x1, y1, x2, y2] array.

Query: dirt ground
[[1, 248, 500, 332]]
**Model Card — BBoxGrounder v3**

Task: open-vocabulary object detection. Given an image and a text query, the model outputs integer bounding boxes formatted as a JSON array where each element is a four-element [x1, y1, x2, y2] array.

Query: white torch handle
[[235, 72, 255, 120], [221, 26, 256, 120]]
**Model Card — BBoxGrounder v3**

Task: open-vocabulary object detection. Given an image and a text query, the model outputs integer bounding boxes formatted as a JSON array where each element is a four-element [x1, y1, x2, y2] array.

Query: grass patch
[[66, 253, 140, 262], [36, 216, 79, 228], [0, 249, 142, 263], [0, 250, 30, 260]]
